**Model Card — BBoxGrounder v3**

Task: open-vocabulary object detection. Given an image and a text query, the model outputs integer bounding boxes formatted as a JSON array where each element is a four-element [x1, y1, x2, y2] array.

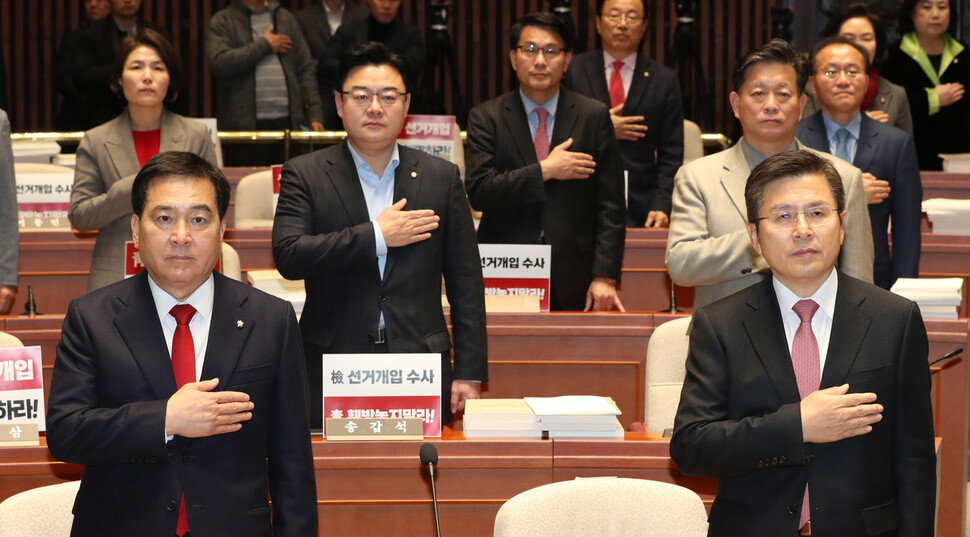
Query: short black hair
[[745, 150, 846, 225], [110, 28, 181, 104], [509, 12, 575, 53], [131, 151, 230, 220], [811, 35, 871, 75], [596, 0, 649, 16], [337, 41, 412, 93], [898, 0, 956, 35], [733, 38, 807, 95], [821, 2, 888, 66]]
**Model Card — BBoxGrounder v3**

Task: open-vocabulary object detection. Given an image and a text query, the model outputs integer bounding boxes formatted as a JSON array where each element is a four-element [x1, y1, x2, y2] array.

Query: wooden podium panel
[[922, 171, 970, 200]]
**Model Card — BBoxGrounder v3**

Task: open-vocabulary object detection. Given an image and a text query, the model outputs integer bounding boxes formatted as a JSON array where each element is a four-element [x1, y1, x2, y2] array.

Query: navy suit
[[796, 112, 921, 289], [46, 271, 317, 537], [563, 51, 684, 226]]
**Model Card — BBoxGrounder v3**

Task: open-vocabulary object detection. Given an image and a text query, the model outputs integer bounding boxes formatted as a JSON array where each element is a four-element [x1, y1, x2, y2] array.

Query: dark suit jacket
[[563, 50, 684, 225], [295, 1, 368, 99], [46, 271, 317, 537], [465, 87, 626, 311], [272, 142, 488, 427], [796, 112, 922, 289], [670, 273, 936, 537]]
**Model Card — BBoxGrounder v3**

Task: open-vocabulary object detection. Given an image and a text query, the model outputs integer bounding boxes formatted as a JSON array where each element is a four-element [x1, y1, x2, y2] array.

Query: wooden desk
[[922, 171, 970, 200]]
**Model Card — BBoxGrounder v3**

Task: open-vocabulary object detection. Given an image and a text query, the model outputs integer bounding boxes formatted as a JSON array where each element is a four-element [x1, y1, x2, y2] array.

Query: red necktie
[[791, 299, 820, 529], [534, 107, 550, 162], [609, 60, 626, 109], [170, 304, 196, 537]]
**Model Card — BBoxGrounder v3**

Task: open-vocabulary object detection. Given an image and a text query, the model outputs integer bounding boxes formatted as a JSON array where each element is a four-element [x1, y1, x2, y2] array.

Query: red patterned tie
[[534, 107, 550, 162], [792, 299, 820, 529], [170, 304, 196, 537], [609, 60, 626, 108]]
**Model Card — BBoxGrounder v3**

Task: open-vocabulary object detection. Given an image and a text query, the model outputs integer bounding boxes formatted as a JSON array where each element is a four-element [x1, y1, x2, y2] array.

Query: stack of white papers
[[463, 399, 541, 438], [891, 278, 964, 319], [939, 153, 970, 173], [921, 198, 970, 234], [246, 269, 306, 314], [524, 396, 624, 439], [11, 141, 62, 164]]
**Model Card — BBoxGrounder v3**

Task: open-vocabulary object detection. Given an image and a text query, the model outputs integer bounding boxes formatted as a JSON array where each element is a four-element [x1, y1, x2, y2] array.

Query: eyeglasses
[[516, 43, 565, 59], [819, 67, 863, 80], [753, 205, 837, 230], [603, 11, 643, 24], [339, 88, 409, 107]]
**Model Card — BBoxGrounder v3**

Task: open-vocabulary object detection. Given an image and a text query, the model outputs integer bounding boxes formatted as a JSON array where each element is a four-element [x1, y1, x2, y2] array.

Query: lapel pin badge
[[643, 71, 650, 77], [410, 171, 418, 178], [236, 320, 245, 329]]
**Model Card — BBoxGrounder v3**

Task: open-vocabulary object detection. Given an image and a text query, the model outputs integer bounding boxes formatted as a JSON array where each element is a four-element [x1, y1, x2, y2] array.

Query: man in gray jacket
[[207, 0, 324, 165]]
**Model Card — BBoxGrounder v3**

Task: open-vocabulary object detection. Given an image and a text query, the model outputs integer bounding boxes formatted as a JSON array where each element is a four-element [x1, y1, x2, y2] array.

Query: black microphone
[[420, 443, 441, 537], [929, 346, 964, 366]]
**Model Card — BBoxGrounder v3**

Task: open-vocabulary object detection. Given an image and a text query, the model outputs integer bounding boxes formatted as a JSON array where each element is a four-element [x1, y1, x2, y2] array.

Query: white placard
[[16, 172, 74, 229], [479, 243, 552, 311]]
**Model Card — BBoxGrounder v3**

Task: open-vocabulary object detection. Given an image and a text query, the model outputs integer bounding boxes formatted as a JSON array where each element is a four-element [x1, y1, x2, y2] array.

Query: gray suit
[[69, 110, 217, 292], [665, 141, 873, 311], [804, 77, 913, 137], [0, 109, 17, 288]]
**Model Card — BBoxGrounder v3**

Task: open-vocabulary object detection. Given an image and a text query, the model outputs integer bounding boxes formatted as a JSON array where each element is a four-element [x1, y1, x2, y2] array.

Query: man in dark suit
[[671, 150, 935, 537], [273, 42, 487, 429], [563, 0, 684, 228], [796, 37, 921, 290], [296, 0, 368, 109], [465, 12, 627, 312], [46, 151, 317, 537]]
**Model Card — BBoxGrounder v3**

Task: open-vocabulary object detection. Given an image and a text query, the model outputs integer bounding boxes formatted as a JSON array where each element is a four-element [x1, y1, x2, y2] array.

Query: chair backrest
[[493, 477, 708, 537], [13, 162, 75, 174], [233, 170, 274, 228], [645, 316, 692, 433], [0, 480, 80, 537], [220, 242, 243, 282], [683, 119, 704, 164], [0, 332, 24, 348]]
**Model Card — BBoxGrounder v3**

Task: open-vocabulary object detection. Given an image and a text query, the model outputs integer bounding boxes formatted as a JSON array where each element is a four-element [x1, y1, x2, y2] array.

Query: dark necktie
[[792, 299, 820, 529], [170, 304, 196, 537]]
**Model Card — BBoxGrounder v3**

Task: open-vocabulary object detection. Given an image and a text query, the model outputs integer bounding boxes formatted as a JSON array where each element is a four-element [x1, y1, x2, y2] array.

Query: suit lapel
[[114, 272, 178, 399], [853, 115, 878, 170], [623, 55, 654, 112], [819, 274, 871, 387], [158, 109, 188, 152], [742, 279, 802, 402], [104, 112, 141, 179], [502, 92, 540, 164], [719, 143, 751, 222], [384, 148, 423, 281], [550, 88, 579, 147], [200, 273, 252, 386], [584, 52, 612, 105], [798, 112, 830, 152], [327, 142, 372, 225]]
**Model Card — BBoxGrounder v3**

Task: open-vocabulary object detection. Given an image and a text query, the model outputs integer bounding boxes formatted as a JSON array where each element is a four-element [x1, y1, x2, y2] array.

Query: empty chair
[[0, 331, 23, 348], [494, 476, 707, 537], [683, 120, 704, 164], [0, 480, 80, 537], [220, 242, 243, 282], [233, 170, 274, 228], [645, 316, 692, 434]]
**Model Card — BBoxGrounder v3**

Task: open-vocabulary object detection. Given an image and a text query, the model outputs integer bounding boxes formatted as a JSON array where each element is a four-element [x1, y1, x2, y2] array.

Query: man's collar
[[772, 267, 839, 320], [347, 140, 400, 176], [147, 272, 216, 323], [739, 137, 798, 169], [602, 50, 637, 68], [519, 89, 561, 116], [821, 111, 862, 140]]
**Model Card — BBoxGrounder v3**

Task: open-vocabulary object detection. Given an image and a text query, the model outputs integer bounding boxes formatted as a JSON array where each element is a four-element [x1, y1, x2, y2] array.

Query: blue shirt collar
[[821, 112, 862, 142], [519, 89, 560, 118]]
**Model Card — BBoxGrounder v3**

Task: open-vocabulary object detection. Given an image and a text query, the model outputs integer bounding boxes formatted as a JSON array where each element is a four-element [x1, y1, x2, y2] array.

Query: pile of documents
[[246, 269, 306, 314], [922, 198, 970, 234], [891, 277, 964, 319], [939, 153, 970, 173], [464, 396, 623, 438]]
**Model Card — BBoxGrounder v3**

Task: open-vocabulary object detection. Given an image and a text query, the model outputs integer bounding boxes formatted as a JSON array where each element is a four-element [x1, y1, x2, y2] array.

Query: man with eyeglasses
[[671, 149, 935, 537], [796, 37, 921, 290], [665, 38, 873, 312], [563, 0, 684, 228], [272, 42, 487, 430], [466, 12, 626, 312]]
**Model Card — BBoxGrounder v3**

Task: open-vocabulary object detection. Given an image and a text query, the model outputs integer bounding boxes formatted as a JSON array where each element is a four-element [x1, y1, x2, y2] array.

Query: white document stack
[[463, 399, 541, 438], [891, 277, 964, 319], [246, 269, 306, 314], [524, 396, 624, 439], [921, 198, 970, 234]]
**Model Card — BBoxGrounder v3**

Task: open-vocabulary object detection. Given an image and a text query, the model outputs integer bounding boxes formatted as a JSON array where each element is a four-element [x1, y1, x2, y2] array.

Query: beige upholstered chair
[[683, 120, 704, 164], [493, 477, 708, 537], [220, 242, 243, 282], [13, 162, 74, 174], [0, 480, 80, 537], [645, 316, 692, 434], [0, 332, 24, 348], [233, 170, 274, 228]]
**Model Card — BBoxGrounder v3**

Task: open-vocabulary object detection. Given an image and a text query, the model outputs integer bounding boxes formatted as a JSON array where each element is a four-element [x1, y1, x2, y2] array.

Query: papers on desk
[[463, 396, 623, 438], [939, 153, 970, 173], [891, 277, 964, 319], [246, 269, 306, 314], [921, 198, 970, 234]]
